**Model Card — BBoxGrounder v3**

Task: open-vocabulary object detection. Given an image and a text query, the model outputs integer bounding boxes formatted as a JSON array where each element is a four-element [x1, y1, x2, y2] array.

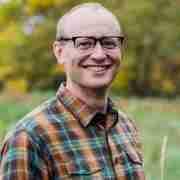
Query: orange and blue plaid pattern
[[0, 84, 145, 179]]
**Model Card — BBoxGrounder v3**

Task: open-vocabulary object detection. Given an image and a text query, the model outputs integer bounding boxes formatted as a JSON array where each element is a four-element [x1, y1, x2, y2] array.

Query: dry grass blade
[[160, 136, 168, 180]]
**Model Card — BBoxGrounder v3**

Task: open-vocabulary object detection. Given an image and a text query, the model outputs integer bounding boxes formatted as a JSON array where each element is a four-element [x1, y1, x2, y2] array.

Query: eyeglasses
[[57, 36, 124, 52]]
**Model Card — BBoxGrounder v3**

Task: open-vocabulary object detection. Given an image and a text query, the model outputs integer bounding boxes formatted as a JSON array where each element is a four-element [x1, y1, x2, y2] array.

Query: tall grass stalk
[[160, 136, 168, 180]]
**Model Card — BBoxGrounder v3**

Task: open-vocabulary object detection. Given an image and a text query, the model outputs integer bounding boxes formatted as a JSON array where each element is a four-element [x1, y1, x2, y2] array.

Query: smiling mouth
[[82, 64, 112, 71]]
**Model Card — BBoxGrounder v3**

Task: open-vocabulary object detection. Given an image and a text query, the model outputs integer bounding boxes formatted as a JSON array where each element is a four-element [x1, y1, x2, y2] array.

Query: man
[[0, 3, 145, 179]]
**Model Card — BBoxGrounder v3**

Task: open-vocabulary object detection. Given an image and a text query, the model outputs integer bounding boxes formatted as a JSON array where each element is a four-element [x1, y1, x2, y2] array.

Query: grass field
[[0, 91, 180, 180]]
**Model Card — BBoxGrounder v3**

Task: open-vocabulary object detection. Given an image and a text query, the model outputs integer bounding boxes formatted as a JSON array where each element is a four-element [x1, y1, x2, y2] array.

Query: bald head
[[56, 3, 123, 39]]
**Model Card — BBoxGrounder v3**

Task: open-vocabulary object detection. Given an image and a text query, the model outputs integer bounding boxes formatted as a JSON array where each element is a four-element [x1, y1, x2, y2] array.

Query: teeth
[[83, 65, 111, 68], [82, 64, 112, 72], [87, 66, 107, 71]]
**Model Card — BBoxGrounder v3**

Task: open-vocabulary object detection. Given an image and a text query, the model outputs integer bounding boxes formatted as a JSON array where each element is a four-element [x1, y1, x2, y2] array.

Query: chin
[[81, 80, 112, 90]]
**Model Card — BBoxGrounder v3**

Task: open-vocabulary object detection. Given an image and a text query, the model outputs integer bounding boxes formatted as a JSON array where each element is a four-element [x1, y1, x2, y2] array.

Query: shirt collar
[[56, 83, 118, 128]]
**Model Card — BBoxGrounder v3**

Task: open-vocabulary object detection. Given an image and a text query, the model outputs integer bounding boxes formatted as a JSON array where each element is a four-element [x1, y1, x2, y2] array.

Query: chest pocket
[[116, 146, 143, 166], [125, 142, 143, 165], [112, 133, 143, 168], [65, 159, 104, 178]]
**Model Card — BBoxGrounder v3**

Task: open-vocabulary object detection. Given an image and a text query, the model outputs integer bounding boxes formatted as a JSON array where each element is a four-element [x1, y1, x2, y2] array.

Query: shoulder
[[109, 96, 139, 134], [109, 98, 139, 134], [1, 96, 65, 146], [117, 108, 139, 135]]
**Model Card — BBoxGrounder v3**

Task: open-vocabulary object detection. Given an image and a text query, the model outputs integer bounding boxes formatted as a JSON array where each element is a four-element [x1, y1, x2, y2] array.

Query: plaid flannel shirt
[[0, 84, 145, 179]]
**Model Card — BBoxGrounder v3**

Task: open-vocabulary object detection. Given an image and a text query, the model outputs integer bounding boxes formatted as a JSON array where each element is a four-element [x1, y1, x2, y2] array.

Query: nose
[[90, 42, 106, 61]]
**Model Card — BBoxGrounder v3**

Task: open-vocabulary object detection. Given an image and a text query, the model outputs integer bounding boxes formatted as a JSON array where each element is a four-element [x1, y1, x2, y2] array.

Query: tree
[[0, 0, 179, 96]]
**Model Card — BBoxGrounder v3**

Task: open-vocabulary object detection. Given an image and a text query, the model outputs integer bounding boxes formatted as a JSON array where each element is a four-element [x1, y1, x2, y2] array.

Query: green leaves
[[0, 0, 179, 96]]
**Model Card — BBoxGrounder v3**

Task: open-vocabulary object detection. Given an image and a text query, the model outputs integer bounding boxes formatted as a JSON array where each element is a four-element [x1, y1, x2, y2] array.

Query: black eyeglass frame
[[56, 36, 125, 49]]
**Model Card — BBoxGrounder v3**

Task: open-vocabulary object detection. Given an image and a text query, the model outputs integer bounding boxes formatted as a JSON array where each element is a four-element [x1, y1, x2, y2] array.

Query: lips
[[81, 64, 112, 73]]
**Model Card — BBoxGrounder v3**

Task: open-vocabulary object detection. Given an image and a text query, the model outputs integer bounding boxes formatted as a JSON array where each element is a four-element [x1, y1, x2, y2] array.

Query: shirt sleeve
[[0, 131, 49, 180]]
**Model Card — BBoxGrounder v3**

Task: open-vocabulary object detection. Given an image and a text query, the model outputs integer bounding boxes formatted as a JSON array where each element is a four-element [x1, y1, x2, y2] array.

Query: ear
[[53, 41, 64, 64], [120, 36, 127, 60]]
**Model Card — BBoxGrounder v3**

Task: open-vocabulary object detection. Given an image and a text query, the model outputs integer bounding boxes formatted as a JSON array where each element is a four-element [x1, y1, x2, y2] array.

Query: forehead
[[61, 7, 121, 37]]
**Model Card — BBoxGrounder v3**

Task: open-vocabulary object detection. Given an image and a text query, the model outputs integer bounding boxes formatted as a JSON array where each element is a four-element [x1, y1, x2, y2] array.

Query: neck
[[66, 81, 109, 112]]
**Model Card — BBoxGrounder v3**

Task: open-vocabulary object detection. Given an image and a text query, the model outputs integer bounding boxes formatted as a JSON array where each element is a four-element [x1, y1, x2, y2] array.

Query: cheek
[[110, 54, 121, 67], [64, 58, 82, 80], [108, 49, 122, 61]]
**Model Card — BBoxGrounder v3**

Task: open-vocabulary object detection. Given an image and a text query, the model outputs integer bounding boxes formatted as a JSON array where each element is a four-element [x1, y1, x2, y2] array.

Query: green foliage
[[0, 0, 22, 26], [0, 0, 179, 96]]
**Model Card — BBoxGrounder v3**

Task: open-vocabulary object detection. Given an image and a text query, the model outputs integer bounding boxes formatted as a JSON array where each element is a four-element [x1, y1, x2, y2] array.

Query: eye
[[102, 37, 120, 49], [75, 38, 94, 50], [102, 40, 117, 49]]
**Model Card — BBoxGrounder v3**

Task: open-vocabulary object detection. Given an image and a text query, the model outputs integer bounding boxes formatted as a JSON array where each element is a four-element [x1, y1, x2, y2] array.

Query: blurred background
[[0, 0, 180, 179]]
